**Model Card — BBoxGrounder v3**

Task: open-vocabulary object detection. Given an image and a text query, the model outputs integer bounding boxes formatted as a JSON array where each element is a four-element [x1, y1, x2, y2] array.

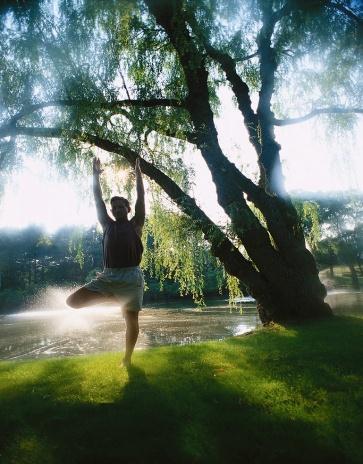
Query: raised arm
[[93, 157, 111, 229], [133, 157, 145, 235]]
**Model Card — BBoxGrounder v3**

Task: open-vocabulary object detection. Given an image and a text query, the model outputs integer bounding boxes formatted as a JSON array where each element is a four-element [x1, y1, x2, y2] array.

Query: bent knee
[[66, 294, 82, 309]]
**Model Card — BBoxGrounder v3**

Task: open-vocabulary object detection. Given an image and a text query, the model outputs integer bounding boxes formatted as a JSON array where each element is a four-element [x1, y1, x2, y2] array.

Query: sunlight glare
[[0, 157, 95, 232]]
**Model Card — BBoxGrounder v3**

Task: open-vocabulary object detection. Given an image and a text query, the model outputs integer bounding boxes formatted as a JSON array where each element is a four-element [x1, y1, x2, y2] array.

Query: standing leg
[[122, 310, 139, 366]]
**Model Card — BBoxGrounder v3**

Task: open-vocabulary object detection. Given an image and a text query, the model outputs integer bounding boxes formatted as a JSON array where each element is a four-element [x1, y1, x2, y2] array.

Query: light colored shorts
[[85, 267, 144, 312]]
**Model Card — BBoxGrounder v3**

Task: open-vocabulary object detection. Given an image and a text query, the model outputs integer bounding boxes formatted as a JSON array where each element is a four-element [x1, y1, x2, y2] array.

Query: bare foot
[[121, 358, 131, 368]]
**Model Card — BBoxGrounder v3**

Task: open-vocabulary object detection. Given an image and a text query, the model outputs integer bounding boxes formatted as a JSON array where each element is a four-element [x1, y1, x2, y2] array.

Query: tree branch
[[204, 43, 261, 156], [273, 107, 363, 126], [256, 2, 287, 195], [119, 67, 132, 100], [5, 96, 196, 143], [7, 98, 187, 126]]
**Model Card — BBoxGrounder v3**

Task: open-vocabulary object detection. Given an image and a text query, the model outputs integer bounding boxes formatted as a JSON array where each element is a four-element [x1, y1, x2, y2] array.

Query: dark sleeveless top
[[102, 219, 143, 268]]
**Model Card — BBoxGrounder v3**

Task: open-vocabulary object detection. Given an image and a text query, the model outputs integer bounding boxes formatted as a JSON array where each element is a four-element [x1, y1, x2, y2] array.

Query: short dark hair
[[110, 196, 131, 212]]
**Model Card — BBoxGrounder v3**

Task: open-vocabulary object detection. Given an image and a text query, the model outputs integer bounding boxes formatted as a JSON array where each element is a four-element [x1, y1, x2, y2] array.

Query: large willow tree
[[0, 0, 362, 322]]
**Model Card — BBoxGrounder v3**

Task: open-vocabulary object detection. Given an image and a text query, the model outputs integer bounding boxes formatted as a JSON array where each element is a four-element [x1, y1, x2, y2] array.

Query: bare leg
[[122, 310, 139, 366], [66, 287, 117, 309]]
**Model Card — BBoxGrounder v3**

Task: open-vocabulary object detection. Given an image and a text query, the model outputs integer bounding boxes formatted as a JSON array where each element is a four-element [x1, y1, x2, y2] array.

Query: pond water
[[1, 289, 362, 361], [0, 294, 260, 361]]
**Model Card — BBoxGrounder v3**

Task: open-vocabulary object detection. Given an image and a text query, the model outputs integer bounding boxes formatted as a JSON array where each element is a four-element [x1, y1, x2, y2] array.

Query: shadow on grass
[[147, 316, 363, 463], [0, 359, 181, 464], [0, 316, 362, 463]]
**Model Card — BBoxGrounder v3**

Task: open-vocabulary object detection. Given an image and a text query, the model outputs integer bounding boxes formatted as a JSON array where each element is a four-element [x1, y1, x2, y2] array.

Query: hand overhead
[[93, 157, 103, 175]]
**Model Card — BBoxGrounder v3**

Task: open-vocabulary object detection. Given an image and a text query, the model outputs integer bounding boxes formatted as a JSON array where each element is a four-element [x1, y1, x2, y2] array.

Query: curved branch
[[257, 0, 361, 191], [0, 123, 267, 295], [7, 98, 187, 126], [204, 43, 261, 155], [5, 96, 196, 144], [108, 108, 198, 144], [273, 107, 363, 126]]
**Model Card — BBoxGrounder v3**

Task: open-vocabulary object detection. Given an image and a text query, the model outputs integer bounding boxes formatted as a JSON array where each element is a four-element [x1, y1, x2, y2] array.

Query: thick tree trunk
[[256, 272, 331, 324], [145, 0, 332, 323], [219, 245, 331, 324], [257, 296, 332, 325]]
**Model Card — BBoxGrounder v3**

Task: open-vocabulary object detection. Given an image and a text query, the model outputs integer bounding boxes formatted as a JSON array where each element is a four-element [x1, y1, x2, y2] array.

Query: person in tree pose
[[66, 157, 145, 367]]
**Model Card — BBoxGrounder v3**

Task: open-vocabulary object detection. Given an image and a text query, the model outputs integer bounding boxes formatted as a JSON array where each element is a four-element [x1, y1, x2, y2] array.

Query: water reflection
[[0, 300, 260, 361]]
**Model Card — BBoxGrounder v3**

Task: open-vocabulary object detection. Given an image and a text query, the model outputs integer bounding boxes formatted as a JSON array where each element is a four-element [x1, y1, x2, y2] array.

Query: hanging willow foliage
[[225, 273, 243, 307], [142, 200, 210, 305], [141, 194, 244, 306], [294, 200, 321, 251]]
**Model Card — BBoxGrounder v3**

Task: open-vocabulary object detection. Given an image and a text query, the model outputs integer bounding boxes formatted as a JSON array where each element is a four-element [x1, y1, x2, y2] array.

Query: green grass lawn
[[1, 315, 363, 464]]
